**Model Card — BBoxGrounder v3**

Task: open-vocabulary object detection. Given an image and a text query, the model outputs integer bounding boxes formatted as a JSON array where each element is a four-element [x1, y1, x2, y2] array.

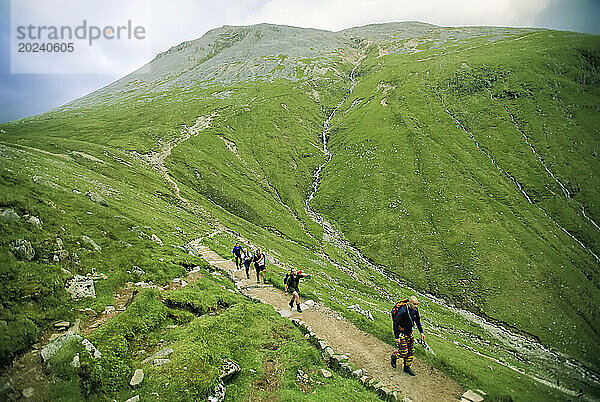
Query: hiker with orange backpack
[[390, 296, 424, 376]]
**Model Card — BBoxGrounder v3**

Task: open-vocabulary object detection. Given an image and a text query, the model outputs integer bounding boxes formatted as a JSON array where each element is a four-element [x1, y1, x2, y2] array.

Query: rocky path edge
[[193, 244, 468, 402]]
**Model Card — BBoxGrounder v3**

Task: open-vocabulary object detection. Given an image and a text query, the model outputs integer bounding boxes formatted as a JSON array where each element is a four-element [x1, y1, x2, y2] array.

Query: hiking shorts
[[288, 287, 298, 294], [255, 264, 266, 272]]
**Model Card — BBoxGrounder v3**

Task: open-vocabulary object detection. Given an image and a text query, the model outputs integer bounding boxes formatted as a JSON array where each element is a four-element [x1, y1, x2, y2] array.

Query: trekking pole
[[418, 338, 435, 355]]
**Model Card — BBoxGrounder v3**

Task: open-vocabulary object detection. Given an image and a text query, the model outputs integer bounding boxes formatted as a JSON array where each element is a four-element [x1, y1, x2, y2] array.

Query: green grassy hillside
[[313, 29, 600, 365], [1, 23, 598, 400]]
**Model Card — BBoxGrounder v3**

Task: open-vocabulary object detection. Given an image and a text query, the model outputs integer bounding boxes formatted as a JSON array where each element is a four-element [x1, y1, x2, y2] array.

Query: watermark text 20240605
[[16, 20, 146, 47]]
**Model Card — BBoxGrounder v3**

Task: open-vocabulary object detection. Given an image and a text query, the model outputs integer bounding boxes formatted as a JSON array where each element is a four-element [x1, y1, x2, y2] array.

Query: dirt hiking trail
[[193, 244, 465, 402]]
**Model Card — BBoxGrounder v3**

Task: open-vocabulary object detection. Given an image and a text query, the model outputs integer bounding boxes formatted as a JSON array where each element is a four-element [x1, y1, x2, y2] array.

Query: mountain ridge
[[1, 21, 599, 401]]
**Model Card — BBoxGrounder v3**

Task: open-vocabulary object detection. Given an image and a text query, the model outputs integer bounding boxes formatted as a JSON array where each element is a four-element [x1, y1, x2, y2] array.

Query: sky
[[0, 0, 599, 122]]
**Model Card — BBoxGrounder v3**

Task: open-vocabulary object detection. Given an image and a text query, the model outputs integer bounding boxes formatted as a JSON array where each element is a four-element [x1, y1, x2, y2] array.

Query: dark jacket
[[285, 272, 305, 291], [252, 252, 265, 266], [393, 305, 423, 338], [232, 245, 243, 256]]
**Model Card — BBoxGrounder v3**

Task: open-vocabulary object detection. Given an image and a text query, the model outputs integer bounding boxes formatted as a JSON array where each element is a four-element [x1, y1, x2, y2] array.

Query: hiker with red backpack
[[390, 296, 425, 376], [284, 268, 311, 312]]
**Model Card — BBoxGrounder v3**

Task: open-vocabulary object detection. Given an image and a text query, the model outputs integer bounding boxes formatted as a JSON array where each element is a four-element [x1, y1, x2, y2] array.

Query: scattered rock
[[304, 300, 315, 307], [151, 234, 163, 246], [323, 346, 334, 360], [278, 309, 292, 317], [462, 390, 484, 402], [9, 239, 35, 261], [208, 359, 240, 402], [85, 191, 108, 206], [142, 347, 173, 364], [81, 339, 101, 359], [81, 236, 101, 252], [66, 275, 96, 299], [70, 353, 80, 368], [54, 321, 70, 330], [26, 216, 42, 226], [32, 175, 59, 189], [72, 189, 82, 195], [41, 332, 82, 363], [103, 306, 116, 315], [125, 396, 140, 402], [352, 369, 363, 378], [319, 368, 332, 378], [347, 304, 373, 320], [317, 340, 328, 350], [133, 266, 145, 276], [0, 209, 19, 223], [153, 358, 171, 366], [219, 359, 240, 381], [130, 369, 144, 387], [208, 382, 225, 402], [380, 387, 392, 398], [22, 387, 34, 398]]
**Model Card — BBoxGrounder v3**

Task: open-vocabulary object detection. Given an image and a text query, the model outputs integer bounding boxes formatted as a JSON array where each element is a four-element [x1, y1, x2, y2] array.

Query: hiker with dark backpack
[[390, 296, 425, 376], [252, 248, 267, 284], [284, 268, 310, 312], [232, 243, 243, 269]]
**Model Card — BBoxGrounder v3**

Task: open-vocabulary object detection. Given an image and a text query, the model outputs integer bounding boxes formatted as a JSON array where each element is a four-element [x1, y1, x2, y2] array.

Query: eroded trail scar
[[192, 244, 464, 402]]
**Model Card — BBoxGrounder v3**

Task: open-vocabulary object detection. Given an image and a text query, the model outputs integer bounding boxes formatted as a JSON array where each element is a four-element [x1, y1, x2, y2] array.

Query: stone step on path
[[193, 244, 466, 401]]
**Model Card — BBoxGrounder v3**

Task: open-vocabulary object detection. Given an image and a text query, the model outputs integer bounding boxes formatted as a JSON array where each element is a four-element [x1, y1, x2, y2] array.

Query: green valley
[[1, 22, 598, 401]]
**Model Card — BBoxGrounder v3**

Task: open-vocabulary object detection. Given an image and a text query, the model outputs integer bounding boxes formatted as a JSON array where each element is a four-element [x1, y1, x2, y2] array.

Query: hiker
[[252, 248, 267, 284], [284, 268, 310, 312], [390, 296, 425, 376], [242, 248, 252, 279], [232, 243, 243, 269]]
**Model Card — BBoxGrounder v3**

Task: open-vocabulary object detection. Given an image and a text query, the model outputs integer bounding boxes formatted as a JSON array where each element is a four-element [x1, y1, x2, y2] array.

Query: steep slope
[[1, 22, 599, 401], [312, 29, 600, 366]]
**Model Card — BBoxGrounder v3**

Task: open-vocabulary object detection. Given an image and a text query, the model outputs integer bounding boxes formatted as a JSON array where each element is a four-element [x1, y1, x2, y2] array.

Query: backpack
[[390, 298, 410, 321], [284, 273, 290, 286]]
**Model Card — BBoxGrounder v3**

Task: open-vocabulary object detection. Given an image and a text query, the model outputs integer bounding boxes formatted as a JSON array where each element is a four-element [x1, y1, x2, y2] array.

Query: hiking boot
[[263, 279, 268, 284], [390, 354, 397, 369], [289, 299, 295, 309], [297, 304, 302, 313], [403, 366, 416, 376]]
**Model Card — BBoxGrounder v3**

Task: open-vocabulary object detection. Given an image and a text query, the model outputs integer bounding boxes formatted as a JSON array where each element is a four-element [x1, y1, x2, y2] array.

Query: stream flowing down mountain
[[303, 44, 600, 400]]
